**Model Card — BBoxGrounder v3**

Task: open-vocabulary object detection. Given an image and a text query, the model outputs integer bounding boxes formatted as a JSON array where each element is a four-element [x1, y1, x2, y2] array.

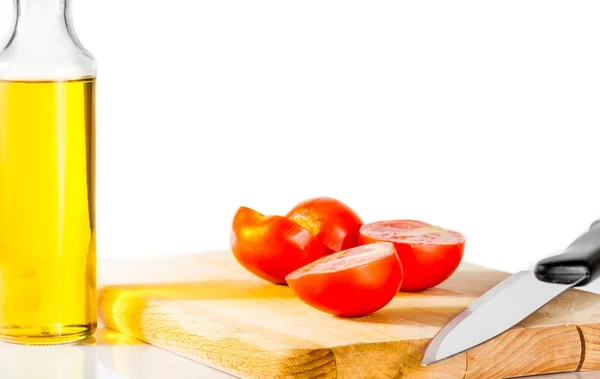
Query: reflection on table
[[0, 335, 97, 379], [0, 326, 232, 379]]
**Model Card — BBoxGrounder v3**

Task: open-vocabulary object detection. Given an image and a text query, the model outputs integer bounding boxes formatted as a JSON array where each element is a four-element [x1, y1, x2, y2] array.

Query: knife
[[421, 220, 600, 366]]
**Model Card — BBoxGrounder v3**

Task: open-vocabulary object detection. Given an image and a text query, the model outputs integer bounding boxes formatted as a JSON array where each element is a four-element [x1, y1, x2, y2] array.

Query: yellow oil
[[0, 78, 96, 344]]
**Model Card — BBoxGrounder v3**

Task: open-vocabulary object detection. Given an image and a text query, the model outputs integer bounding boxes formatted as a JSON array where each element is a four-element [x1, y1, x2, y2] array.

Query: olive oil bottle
[[0, 0, 97, 344]]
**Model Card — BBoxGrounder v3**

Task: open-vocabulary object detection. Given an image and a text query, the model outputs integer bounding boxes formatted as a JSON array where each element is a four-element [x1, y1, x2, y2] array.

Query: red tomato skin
[[285, 197, 363, 253], [286, 249, 403, 317], [230, 206, 328, 284], [358, 227, 465, 292]]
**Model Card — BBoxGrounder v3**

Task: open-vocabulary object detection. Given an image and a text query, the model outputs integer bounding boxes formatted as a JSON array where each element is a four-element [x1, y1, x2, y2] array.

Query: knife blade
[[421, 220, 600, 366]]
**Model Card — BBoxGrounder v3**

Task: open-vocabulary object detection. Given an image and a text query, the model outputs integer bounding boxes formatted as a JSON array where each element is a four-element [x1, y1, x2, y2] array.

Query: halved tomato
[[285, 242, 403, 317], [285, 197, 363, 253], [358, 220, 465, 292], [230, 206, 328, 284]]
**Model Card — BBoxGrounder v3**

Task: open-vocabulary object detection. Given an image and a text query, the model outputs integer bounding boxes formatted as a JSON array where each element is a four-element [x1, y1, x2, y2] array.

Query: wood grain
[[579, 324, 600, 372], [466, 326, 581, 379], [98, 251, 600, 379]]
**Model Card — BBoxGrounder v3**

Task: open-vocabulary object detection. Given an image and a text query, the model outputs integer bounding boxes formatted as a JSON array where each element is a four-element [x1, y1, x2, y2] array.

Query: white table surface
[[0, 324, 232, 379]]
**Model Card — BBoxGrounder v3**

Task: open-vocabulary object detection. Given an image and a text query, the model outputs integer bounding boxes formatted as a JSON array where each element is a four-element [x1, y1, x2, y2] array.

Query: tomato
[[230, 206, 328, 284], [285, 197, 363, 253], [285, 242, 403, 317], [358, 220, 465, 292]]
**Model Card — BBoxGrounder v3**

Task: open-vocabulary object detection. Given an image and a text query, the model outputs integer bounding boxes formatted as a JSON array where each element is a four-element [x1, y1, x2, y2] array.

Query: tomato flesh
[[359, 220, 465, 292], [285, 242, 403, 317], [285, 197, 363, 253], [230, 206, 328, 284]]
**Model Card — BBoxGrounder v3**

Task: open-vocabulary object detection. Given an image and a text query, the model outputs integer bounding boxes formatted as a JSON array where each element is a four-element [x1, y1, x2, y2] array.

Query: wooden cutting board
[[98, 251, 600, 379]]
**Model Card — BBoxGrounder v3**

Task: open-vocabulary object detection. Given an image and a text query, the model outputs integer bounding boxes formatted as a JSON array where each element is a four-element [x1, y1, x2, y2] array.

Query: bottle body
[[0, 0, 96, 344]]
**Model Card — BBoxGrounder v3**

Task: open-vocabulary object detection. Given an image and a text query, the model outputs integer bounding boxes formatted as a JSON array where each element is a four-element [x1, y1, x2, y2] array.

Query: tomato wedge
[[230, 206, 328, 284], [285, 242, 403, 317], [285, 197, 363, 253], [358, 220, 465, 292]]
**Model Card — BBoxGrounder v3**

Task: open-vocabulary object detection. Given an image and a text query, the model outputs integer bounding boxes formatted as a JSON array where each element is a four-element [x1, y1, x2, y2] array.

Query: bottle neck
[[16, 0, 70, 32], [0, 0, 95, 81]]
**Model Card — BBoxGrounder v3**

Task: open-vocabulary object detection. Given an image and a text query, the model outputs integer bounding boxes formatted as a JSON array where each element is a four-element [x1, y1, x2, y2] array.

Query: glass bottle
[[0, 0, 96, 344]]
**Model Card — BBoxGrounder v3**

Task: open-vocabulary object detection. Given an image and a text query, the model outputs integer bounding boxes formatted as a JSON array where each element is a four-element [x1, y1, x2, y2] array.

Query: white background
[[2, 0, 600, 273]]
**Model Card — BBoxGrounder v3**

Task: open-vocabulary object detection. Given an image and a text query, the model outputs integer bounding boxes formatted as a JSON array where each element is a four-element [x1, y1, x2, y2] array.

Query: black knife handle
[[534, 220, 600, 286]]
